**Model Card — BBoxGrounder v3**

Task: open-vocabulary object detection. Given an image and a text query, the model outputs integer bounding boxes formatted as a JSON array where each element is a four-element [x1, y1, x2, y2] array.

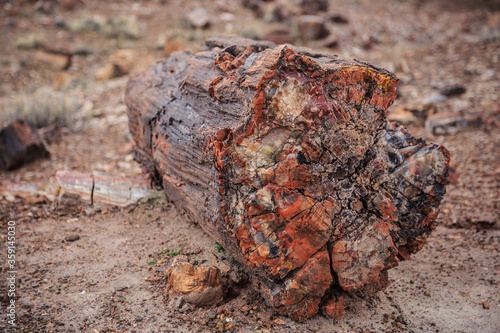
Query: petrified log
[[125, 36, 449, 321], [0, 120, 50, 171]]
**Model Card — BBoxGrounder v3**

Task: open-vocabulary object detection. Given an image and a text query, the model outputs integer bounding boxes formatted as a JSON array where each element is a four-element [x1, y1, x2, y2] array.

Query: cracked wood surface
[[125, 36, 450, 321]]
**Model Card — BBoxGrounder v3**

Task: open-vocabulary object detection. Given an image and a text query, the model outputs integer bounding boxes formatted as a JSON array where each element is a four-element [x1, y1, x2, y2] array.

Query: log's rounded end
[[209, 45, 448, 320]]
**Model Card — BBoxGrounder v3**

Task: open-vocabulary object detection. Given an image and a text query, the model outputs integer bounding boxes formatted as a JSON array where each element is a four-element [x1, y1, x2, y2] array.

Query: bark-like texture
[[125, 36, 450, 321]]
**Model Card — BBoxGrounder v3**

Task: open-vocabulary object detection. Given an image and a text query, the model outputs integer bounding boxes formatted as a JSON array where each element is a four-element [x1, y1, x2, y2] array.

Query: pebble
[[482, 301, 490, 309], [265, 27, 293, 44], [328, 13, 349, 24], [170, 296, 185, 309], [162, 37, 183, 58], [297, 15, 328, 40], [5, 195, 16, 202], [440, 85, 466, 97], [65, 233, 80, 242], [274, 318, 287, 325], [225, 321, 235, 330], [207, 309, 217, 319], [299, 0, 329, 14], [424, 94, 447, 104], [186, 8, 210, 29], [85, 207, 95, 215], [101, 16, 142, 39], [319, 35, 339, 48], [15, 34, 43, 50], [179, 303, 193, 313], [34, 50, 71, 70]]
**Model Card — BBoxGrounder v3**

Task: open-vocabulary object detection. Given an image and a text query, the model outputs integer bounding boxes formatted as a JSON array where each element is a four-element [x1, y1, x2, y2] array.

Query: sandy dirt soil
[[1, 0, 499, 332]]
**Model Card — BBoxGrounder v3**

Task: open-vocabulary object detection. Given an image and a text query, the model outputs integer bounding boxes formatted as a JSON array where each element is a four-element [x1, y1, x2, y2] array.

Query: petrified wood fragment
[[166, 262, 223, 307], [125, 36, 449, 321], [0, 120, 50, 171]]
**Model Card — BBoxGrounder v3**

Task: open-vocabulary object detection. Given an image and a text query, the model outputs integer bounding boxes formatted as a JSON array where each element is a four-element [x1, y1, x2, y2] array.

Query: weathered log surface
[[125, 36, 450, 321]]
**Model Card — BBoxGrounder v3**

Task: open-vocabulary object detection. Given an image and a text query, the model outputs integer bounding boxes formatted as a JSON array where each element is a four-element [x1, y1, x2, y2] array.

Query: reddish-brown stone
[[323, 294, 345, 319], [0, 120, 50, 171], [166, 262, 223, 307], [125, 36, 450, 321]]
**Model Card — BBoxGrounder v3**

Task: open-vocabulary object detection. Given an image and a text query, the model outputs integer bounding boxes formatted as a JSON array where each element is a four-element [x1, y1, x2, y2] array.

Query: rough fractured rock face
[[210, 47, 449, 320]]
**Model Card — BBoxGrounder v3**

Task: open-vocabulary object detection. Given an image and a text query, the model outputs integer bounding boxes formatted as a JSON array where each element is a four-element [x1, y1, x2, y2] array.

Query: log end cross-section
[[125, 36, 450, 321]]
